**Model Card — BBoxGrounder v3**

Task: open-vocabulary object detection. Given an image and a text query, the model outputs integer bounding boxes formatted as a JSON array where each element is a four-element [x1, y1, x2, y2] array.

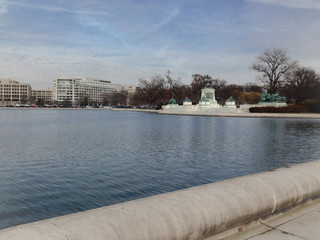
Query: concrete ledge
[[1, 160, 320, 240], [159, 111, 320, 119]]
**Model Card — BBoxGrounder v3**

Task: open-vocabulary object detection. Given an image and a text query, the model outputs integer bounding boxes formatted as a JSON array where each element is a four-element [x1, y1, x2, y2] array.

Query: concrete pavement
[[218, 199, 320, 240]]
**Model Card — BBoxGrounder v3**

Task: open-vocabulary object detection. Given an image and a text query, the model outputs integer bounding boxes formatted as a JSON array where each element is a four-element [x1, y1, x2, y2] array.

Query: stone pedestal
[[225, 97, 236, 108], [198, 87, 220, 109], [259, 102, 287, 107]]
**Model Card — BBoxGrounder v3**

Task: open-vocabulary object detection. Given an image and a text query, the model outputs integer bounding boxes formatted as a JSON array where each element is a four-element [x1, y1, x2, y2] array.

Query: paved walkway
[[221, 199, 320, 240]]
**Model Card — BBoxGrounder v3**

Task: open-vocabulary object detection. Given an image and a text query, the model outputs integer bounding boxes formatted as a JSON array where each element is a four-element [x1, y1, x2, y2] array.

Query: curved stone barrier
[[1, 160, 320, 240]]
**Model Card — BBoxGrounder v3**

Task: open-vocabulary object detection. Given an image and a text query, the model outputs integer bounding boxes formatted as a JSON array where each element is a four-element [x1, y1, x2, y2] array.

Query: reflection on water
[[0, 109, 319, 229]]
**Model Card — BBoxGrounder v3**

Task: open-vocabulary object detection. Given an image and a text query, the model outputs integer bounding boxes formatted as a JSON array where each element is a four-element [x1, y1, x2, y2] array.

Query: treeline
[[251, 48, 320, 105], [131, 48, 320, 111], [131, 72, 262, 108]]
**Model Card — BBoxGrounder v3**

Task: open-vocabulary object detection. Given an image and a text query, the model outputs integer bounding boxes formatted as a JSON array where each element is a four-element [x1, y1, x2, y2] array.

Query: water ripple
[[0, 110, 319, 229]]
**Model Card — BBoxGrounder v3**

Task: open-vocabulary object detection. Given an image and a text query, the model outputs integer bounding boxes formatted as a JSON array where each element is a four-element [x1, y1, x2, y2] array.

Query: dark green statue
[[184, 97, 191, 102], [200, 96, 209, 102], [260, 93, 286, 103], [204, 76, 214, 88], [226, 96, 234, 102], [168, 98, 177, 104]]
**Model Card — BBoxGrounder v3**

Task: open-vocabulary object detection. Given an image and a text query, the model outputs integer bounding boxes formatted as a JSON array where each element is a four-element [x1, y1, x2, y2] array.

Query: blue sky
[[1, 0, 320, 88]]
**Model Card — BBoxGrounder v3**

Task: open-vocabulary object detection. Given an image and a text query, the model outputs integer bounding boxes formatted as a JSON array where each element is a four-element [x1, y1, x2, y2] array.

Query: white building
[[122, 85, 138, 95], [32, 87, 53, 103], [52, 77, 122, 104], [0, 79, 32, 106], [122, 85, 139, 105]]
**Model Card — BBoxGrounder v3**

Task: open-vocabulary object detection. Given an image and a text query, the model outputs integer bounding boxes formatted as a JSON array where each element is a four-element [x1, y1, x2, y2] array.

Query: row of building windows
[[0, 87, 28, 89], [0, 79, 46, 105], [52, 77, 122, 104], [1, 78, 136, 105], [0, 99, 20, 101], [0, 94, 28, 96], [0, 92, 28, 95]]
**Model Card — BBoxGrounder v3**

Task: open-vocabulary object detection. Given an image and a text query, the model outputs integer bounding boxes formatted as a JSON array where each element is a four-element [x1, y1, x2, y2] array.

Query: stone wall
[[1, 160, 320, 240]]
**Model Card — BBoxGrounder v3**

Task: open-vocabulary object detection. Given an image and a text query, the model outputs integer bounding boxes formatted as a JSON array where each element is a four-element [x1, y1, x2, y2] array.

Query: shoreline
[[1, 107, 320, 119], [159, 111, 320, 119], [112, 108, 320, 119]]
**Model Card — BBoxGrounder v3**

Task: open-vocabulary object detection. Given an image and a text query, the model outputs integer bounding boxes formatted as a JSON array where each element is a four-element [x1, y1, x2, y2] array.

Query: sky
[[1, 0, 320, 88]]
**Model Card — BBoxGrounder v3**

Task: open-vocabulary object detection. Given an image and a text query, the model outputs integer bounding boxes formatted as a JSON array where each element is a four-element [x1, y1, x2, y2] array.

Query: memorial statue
[[184, 97, 191, 102], [260, 93, 287, 102], [204, 76, 214, 88], [260, 93, 286, 103], [258, 93, 287, 107], [168, 98, 177, 104], [226, 96, 234, 102]]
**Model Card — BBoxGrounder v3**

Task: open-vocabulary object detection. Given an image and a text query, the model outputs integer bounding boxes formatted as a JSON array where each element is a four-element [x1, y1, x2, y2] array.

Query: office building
[[32, 87, 53, 103], [0, 79, 32, 106], [52, 77, 122, 104], [122, 85, 139, 105]]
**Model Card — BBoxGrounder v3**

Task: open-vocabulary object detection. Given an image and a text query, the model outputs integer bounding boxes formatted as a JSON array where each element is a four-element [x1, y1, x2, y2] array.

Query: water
[[0, 109, 320, 230]]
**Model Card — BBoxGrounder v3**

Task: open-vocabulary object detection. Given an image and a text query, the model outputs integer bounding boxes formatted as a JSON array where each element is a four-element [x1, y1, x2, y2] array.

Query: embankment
[[1, 160, 320, 240]]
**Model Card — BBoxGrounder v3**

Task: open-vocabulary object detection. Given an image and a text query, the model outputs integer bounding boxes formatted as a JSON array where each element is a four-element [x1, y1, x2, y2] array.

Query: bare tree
[[134, 75, 169, 107], [36, 98, 45, 107], [243, 83, 263, 93], [284, 66, 320, 103], [28, 96, 36, 105], [77, 93, 89, 107], [20, 95, 28, 104], [173, 85, 193, 105], [211, 78, 227, 104], [190, 74, 206, 103], [165, 70, 181, 100], [251, 48, 297, 94], [239, 92, 261, 104], [112, 91, 128, 106]]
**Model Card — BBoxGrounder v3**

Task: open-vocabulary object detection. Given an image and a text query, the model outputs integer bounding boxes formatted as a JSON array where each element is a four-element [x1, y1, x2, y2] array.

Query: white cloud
[[2, 0, 320, 88], [145, 8, 180, 34], [0, 45, 151, 88], [0, 0, 7, 14], [4, 0, 110, 16], [247, 0, 320, 10]]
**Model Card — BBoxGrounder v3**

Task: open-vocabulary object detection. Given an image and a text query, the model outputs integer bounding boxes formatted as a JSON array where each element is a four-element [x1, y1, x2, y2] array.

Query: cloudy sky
[[0, 0, 320, 88]]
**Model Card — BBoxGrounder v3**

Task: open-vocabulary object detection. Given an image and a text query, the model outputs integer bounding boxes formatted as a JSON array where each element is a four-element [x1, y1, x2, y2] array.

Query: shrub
[[302, 100, 320, 113], [239, 92, 261, 104], [249, 105, 309, 113]]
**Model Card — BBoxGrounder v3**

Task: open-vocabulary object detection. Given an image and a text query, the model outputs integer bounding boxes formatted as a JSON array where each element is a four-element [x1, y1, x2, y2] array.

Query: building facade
[[32, 87, 53, 104], [0, 79, 32, 106], [122, 85, 139, 105], [52, 77, 122, 104]]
